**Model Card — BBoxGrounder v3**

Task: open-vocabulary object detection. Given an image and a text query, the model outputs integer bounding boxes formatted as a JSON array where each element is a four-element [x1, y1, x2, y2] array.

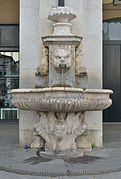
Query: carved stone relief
[[50, 45, 74, 71], [76, 135, 92, 151], [75, 44, 87, 75], [35, 48, 49, 76], [31, 112, 86, 152]]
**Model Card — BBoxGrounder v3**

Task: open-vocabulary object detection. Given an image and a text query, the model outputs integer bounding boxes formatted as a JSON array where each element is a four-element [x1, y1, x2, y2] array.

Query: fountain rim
[[11, 87, 113, 94]]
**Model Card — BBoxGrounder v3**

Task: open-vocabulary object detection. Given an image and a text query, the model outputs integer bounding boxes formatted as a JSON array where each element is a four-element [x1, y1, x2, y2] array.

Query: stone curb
[[1, 165, 121, 177]]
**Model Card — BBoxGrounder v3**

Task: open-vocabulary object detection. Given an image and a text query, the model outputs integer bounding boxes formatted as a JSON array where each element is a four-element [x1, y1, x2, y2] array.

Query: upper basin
[[11, 87, 113, 113]]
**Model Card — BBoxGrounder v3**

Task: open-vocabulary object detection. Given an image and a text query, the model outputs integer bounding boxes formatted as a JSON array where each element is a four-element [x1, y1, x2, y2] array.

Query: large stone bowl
[[11, 87, 113, 159], [11, 87, 113, 112]]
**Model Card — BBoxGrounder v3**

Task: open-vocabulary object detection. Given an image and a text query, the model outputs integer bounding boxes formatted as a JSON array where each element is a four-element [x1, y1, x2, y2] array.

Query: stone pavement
[[0, 122, 121, 178], [1, 171, 121, 179]]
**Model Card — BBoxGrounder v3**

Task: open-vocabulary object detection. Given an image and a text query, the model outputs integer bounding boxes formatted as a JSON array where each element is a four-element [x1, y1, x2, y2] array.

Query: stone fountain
[[11, 5, 113, 159]]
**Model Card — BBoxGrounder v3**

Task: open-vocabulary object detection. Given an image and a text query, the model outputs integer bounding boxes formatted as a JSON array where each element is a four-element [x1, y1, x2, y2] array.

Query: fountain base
[[31, 112, 87, 153], [38, 149, 84, 159]]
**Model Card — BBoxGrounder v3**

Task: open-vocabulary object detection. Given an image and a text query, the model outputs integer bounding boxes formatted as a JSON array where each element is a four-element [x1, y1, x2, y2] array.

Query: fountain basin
[[11, 87, 113, 113], [11, 87, 113, 158]]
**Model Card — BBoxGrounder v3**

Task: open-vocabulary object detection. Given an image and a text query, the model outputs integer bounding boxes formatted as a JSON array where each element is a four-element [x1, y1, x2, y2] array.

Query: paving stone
[[0, 171, 47, 179], [95, 172, 121, 179], [0, 171, 93, 179], [55, 177, 93, 179]]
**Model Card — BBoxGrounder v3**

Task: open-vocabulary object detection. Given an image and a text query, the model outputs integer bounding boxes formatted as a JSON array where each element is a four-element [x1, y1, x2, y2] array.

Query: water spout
[[59, 64, 66, 86]]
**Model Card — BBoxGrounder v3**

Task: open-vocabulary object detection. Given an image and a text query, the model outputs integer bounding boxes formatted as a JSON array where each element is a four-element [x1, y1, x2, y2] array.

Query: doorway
[[103, 41, 121, 122], [103, 19, 121, 122]]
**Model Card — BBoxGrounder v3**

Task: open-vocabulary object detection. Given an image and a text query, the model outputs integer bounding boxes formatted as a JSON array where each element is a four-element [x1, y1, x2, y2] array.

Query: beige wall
[[103, 4, 121, 21], [0, 0, 19, 23], [0, 0, 121, 27], [103, 0, 113, 3]]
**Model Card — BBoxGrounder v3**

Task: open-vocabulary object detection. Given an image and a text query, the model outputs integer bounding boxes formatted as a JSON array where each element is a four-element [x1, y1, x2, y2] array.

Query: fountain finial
[[48, 6, 76, 22]]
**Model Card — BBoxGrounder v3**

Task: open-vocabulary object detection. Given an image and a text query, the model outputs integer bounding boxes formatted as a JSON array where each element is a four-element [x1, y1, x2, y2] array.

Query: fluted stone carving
[[11, 88, 113, 112]]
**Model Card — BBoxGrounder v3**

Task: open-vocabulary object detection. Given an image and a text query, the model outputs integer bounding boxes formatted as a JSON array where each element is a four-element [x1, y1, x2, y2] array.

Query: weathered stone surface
[[76, 135, 92, 152], [31, 135, 41, 149], [35, 48, 49, 76], [42, 6, 82, 87], [11, 86, 112, 158], [19, 0, 103, 148], [49, 44, 75, 87], [75, 45, 87, 76], [11, 87, 113, 112], [39, 149, 84, 159], [48, 6, 76, 37], [32, 112, 85, 152], [48, 6, 76, 22], [14, 1, 113, 157], [35, 75, 48, 88], [50, 45, 74, 70], [75, 75, 88, 89]]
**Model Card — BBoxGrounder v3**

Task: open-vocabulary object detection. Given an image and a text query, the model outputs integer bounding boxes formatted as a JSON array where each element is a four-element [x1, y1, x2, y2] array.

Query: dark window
[[0, 54, 19, 120], [103, 19, 121, 40]]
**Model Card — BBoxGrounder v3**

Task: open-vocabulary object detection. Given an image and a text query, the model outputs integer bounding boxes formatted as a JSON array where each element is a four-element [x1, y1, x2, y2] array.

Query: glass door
[[103, 19, 121, 122], [0, 52, 19, 121]]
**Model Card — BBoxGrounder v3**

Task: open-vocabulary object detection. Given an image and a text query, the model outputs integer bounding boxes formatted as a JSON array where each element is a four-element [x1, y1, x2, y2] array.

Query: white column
[[83, 0, 102, 147], [19, 0, 40, 145]]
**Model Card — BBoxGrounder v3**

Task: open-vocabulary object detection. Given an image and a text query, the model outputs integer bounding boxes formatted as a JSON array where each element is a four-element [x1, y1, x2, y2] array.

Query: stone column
[[19, 0, 40, 145], [83, 0, 102, 147], [19, 0, 102, 147], [19, 0, 57, 146], [62, 0, 103, 147]]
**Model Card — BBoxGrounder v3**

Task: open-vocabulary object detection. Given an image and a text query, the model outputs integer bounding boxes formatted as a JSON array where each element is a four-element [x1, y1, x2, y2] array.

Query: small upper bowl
[[48, 6, 76, 22]]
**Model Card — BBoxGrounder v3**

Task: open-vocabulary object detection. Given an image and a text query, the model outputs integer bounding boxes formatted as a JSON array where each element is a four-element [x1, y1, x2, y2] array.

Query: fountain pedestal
[[33, 112, 85, 159], [42, 6, 82, 87]]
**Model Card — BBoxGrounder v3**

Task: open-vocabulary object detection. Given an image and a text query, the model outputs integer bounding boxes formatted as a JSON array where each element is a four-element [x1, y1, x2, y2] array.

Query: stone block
[[19, 130, 35, 146], [19, 69, 35, 88], [85, 111, 102, 131], [75, 75, 88, 88], [35, 75, 48, 88], [87, 130, 103, 147], [19, 110, 38, 131]]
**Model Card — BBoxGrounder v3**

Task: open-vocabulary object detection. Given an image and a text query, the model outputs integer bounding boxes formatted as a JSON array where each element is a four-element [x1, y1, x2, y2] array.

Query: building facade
[[0, 0, 19, 120]]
